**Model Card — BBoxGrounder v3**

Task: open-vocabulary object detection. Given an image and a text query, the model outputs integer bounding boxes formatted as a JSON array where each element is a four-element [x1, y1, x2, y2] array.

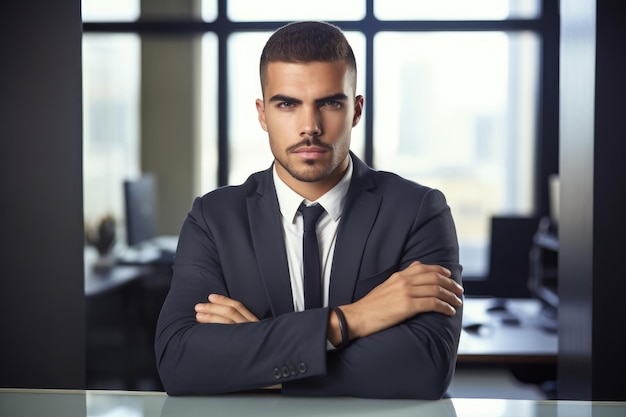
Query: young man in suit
[[155, 21, 464, 399]]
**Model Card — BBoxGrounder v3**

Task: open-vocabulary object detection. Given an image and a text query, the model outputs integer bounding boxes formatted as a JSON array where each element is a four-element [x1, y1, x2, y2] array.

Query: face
[[256, 61, 363, 198]]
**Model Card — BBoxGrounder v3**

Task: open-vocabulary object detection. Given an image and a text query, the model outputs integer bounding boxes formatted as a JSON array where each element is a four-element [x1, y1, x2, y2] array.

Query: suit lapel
[[247, 169, 295, 317], [329, 154, 382, 306], [247, 156, 381, 313]]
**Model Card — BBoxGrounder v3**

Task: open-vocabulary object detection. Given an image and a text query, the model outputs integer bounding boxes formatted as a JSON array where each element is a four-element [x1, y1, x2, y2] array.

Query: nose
[[299, 105, 322, 138]]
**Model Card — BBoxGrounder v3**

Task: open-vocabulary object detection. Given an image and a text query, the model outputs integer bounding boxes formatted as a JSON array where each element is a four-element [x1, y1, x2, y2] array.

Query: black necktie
[[299, 203, 325, 309]]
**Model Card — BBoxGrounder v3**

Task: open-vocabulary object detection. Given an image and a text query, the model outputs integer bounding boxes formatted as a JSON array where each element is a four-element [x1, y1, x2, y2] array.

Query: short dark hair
[[259, 21, 357, 92]]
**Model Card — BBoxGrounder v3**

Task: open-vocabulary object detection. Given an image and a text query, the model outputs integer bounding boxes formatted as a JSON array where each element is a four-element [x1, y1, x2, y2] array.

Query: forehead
[[263, 61, 356, 98]]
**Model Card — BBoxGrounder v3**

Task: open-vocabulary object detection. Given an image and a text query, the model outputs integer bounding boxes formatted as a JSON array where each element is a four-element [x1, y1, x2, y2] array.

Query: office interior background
[[2, 0, 625, 402], [80, 0, 560, 395], [82, 0, 557, 282]]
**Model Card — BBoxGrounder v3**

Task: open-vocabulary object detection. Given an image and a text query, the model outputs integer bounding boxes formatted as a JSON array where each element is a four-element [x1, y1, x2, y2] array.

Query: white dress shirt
[[273, 158, 353, 312]]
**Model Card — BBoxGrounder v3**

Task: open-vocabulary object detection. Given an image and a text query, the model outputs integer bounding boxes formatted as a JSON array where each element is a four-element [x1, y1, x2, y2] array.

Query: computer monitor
[[463, 216, 540, 299], [487, 216, 541, 298], [123, 174, 157, 247]]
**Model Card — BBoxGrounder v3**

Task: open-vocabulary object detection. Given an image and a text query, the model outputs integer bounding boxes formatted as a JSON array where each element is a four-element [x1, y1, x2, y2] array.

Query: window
[[224, 0, 365, 21], [199, 33, 219, 194], [374, 0, 540, 20], [82, 34, 140, 234], [82, 0, 139, 22], [373, 31, 539, 275], [82, 0, 556, 279]]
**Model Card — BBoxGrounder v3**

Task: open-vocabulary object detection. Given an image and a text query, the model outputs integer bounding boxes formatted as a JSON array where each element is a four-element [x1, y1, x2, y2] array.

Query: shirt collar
[[273, 156, 353, 224]]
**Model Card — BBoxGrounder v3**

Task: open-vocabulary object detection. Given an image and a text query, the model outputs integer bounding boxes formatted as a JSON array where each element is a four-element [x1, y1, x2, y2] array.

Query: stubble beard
[[275, 156, 334, 183], [273, 137, 339, 183]]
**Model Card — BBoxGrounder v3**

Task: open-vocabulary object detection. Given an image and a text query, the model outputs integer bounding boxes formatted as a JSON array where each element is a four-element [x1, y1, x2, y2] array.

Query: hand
[[195, 294, 260, 324], [338, 261, 463, 340]]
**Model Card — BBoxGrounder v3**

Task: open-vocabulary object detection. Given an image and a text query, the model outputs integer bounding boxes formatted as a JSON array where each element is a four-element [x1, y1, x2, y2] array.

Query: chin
[[291, 165, 332, 183]]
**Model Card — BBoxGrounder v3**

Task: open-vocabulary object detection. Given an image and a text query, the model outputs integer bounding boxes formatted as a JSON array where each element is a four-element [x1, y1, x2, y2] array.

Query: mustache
[[287, 137, 332, 153]]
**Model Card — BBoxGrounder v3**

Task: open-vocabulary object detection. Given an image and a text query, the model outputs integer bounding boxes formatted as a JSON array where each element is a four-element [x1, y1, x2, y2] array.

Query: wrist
[[329, 306, 350, 349], [338, 302, 365, 340], [327, 308, 342, 346]]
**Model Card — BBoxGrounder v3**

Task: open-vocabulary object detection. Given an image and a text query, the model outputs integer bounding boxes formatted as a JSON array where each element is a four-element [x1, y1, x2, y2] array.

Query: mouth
[[293, 145, 327, 160], [289, 137, 331, 161]]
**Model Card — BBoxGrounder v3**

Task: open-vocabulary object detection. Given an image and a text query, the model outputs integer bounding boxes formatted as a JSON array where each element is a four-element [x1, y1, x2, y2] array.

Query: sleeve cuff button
[[298, 362, 307, 374]]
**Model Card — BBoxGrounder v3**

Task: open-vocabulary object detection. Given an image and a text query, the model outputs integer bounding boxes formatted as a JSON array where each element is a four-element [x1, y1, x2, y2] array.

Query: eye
[[321, 100, 342, 109], [277, 101, 295, 109]]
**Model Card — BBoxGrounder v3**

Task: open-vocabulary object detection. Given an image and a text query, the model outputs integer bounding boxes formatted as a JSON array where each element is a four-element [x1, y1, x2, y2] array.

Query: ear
[[352, 95, 364, 127], [256, 99, 268, 132]]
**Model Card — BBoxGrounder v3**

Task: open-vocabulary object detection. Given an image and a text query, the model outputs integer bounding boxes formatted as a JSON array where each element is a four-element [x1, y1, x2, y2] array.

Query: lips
[[294, 146, 327, 159]]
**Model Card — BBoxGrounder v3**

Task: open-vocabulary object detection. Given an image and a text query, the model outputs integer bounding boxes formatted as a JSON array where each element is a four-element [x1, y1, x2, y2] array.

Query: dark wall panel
[[0, 1, 85, 389], [558, 0, 626, 400]]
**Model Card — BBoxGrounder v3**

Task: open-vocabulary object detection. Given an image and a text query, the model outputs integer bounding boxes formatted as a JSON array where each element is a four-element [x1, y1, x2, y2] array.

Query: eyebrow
[[268, 93, 349, 105]]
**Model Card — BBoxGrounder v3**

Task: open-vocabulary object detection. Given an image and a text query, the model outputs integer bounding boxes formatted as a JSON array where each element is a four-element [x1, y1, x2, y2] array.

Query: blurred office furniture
[[85, 248, 168, 390], [458, 298, 557, 364], [121, 174, 178, 265], [458, 296, 558, 398], [463, 216, 540, 300], [86, 175, 178, 390], [124, 174, 157, 248], [528, 216, 559, 333], [458, 215, 559, 398]]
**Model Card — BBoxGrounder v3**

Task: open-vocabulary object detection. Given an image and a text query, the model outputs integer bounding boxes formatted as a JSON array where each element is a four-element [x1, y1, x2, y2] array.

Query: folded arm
[[196, 260, 462, 356], [193, 261, 463, 399]]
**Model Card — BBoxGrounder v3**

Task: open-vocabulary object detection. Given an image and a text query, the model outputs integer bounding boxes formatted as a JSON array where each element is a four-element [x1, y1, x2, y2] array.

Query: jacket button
[[290, 364, 298, 376], [273, 368, 281, 379], [298, 362, 307, 374], [281, 366, 290, 378]]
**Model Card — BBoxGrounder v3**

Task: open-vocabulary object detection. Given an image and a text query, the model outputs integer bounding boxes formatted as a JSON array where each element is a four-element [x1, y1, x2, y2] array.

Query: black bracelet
[[331, 306, 350, 350]]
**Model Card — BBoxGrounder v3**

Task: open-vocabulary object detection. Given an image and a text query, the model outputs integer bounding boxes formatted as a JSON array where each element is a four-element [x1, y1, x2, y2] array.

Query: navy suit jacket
[[155, 153, 463, 399]]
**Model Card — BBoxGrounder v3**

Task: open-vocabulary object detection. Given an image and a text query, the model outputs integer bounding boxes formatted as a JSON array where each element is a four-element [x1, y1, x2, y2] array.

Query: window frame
[[82, 0, 560, 284]]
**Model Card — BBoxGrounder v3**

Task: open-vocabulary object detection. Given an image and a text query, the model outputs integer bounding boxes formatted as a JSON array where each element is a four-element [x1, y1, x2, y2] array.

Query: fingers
[[422, 297, 460, 316], [208, 294, 260, 322], [406, 283, 463, 310], [195, 294, 260, 324], [404, 261, 464, 297], [388, 262, 464, 316]]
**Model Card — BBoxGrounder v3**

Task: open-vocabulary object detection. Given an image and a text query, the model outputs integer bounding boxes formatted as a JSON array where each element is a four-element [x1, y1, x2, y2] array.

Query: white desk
[[1, 389, 624, 417], [458, 298, 557, 363]]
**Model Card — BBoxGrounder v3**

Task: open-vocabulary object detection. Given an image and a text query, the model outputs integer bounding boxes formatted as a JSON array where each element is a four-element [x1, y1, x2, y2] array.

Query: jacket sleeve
[[283, 188, 463, 399], [154, 197, 332, 395]]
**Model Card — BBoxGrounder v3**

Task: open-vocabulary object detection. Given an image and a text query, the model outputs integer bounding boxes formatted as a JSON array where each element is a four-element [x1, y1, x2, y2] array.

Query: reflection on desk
[[1, 389, 625, 417], [458, 298, 557, 363]]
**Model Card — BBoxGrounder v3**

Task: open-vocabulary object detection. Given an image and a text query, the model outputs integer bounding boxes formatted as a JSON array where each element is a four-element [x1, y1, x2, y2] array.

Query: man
[[155, 21, 463, 399]]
